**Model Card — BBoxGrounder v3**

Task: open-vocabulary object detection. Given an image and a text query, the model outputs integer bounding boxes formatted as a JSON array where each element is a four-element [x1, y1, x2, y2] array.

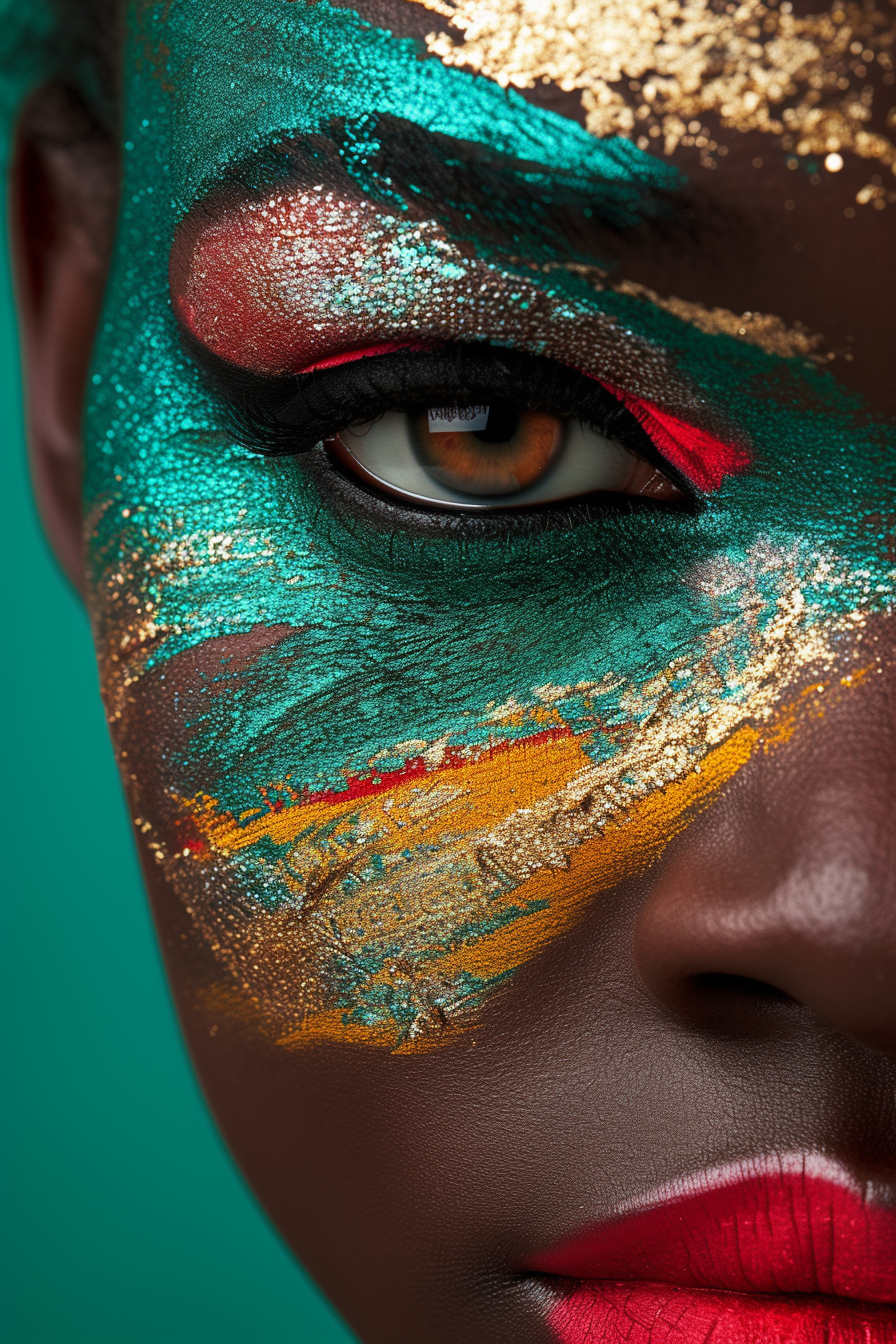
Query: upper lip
[[522, 1153, 896, 1303]]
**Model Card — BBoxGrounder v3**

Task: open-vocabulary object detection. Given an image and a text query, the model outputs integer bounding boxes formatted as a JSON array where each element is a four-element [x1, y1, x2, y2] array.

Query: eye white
[[336, 412, 637, 511]]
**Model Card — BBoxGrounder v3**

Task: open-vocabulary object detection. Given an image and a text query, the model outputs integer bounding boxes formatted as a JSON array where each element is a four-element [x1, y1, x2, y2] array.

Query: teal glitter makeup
[[79, 1, 895, 1047], [141, 0, 679, 213]]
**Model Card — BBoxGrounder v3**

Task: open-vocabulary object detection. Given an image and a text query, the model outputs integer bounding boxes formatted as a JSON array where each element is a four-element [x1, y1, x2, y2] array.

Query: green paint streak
[[143, 0, 677, 214], [70, 1, 896, 1042]]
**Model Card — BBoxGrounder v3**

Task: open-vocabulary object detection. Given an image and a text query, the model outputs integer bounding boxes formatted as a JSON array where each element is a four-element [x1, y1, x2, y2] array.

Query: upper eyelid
[[194, 338, 680, 480], [191, 336, 622, 432], [187, 329, 747, 494], [170, 175, 687, 396]]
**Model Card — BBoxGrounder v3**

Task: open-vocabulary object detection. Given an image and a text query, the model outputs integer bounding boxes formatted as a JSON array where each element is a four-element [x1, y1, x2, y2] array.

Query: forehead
[[134, 0, 894, 209], [131, 0, 894, 407]]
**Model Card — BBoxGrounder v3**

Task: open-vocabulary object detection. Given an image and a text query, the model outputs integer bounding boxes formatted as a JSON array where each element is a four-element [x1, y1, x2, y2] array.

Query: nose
[[633, 635, 896, 1056]]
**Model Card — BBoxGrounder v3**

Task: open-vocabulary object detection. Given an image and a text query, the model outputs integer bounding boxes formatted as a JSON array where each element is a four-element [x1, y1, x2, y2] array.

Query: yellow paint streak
[[198, 986, 400, 1050], [194, 729, 592, 857], [419, 724, 759, 983], [279, 1010, 398, 1050], [196, 660, 878, 1054], [277, 724, 760, 1051]]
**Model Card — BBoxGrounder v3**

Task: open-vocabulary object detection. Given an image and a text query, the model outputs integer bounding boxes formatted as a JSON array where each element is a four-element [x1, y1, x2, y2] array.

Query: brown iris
[[410, 403, 563, 496]]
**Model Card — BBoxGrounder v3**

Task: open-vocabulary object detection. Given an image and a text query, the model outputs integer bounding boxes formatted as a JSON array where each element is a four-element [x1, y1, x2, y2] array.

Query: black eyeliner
[[184, 334, 688, 494]]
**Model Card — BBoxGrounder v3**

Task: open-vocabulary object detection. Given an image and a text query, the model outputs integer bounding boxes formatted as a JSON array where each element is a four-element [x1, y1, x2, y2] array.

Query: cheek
[[113, 626, 607, 1049], [107, 523, 875, 1055]]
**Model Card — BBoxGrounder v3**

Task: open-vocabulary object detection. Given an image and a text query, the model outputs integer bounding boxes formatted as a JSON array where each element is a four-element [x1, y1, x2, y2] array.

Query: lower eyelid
[[299, 442, 669, 546]]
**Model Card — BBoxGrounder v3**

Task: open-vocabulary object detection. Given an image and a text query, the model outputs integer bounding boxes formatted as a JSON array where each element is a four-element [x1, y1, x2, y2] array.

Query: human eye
[[332, 401, 682, 511], [200, 343, 689, 520]]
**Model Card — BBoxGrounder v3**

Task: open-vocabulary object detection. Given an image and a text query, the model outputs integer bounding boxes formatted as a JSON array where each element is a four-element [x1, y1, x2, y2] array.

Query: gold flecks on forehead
[[414, 0, 896, 172], [612, 280, 832, 362]]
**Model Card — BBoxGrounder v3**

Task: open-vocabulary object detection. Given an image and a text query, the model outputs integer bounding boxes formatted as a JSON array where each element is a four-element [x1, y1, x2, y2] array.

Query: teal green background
[[0, 183, 357, 1344]]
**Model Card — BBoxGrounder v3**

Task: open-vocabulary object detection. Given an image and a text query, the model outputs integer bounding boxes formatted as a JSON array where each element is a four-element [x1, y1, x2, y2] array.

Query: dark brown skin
[[12, 62, 896, 1344], [11, 85, 117, 594]]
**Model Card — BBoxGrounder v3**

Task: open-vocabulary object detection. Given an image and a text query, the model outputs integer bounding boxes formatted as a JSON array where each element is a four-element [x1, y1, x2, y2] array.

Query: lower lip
[[526, 1158, 896, 1344], [548, 1281, 896, 1344]]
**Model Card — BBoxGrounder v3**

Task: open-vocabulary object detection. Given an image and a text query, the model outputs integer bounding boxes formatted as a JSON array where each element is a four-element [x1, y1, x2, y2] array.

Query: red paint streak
[[295, 340, 434, 374], [239, 725, 575, 828], [525, 1163, 896, 1343], [171, 815, 211, 859], [601, 381, 750, 492]]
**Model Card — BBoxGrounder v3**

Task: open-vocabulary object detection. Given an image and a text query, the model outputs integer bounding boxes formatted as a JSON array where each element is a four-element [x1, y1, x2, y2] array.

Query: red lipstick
[[524, 1155, 896, 1343]]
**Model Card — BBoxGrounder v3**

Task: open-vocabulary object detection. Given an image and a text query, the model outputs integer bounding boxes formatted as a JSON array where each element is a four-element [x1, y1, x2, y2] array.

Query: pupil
[[474, 401, 519, 445]]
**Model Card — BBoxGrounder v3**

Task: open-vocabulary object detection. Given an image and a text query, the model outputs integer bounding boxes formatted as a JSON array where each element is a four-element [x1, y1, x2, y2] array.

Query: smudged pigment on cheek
[[84, 0, 895, 1049]]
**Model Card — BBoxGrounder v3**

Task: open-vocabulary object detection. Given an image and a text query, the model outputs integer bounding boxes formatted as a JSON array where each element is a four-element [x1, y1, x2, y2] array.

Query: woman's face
[[26, 0, 896, 1339]]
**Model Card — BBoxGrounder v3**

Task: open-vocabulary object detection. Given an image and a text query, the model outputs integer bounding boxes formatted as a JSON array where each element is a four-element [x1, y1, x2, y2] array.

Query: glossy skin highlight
[[10, 0, 896, 1340]]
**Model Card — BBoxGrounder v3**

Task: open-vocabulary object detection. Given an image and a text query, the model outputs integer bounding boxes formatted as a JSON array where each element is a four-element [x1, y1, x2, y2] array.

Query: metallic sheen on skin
[[82, 0, 895, 1051], [415, 0, 896, 172], [173, 187, 704, 401], [173, 187, 833, 381], [132, 547, 884, 1047]]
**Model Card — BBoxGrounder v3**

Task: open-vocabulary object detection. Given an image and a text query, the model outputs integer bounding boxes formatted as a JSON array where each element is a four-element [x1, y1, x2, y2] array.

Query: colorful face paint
[[169, 178, 751, 486], [86, 0, 894, 1049], [414, 0, 896, 173]]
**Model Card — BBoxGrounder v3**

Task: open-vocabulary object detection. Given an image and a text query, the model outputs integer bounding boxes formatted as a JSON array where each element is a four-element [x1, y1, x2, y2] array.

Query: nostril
[[690, 972, 798, 1006], [661, 972, 803, 1036]]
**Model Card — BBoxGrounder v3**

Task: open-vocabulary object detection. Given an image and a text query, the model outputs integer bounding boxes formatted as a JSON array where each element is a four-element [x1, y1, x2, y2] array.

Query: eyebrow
[[169, 0, 680, 219], [209, 112, 683, 284]]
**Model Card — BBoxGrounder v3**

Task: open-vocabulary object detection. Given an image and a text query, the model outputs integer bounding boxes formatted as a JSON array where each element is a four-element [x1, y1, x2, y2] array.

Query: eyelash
[[190, 341, 693, 531]]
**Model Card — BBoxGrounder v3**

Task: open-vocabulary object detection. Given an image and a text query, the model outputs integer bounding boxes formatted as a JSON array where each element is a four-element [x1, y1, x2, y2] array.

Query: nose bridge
[[633, 638, 896, 1056]]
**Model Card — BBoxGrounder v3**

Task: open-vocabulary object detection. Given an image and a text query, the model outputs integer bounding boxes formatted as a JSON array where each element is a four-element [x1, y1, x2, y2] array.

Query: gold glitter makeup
[[139, 543, 885, 1051], [77, 0, 895, 1064], [489, 263, 830, 362], [413, 0, 896, 171], [612, 281, 830, 362]]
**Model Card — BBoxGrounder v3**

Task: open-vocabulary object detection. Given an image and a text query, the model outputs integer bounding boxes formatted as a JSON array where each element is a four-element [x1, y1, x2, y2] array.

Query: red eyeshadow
[[171, 190, 750, 493], [601, 383, 751, 491]]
